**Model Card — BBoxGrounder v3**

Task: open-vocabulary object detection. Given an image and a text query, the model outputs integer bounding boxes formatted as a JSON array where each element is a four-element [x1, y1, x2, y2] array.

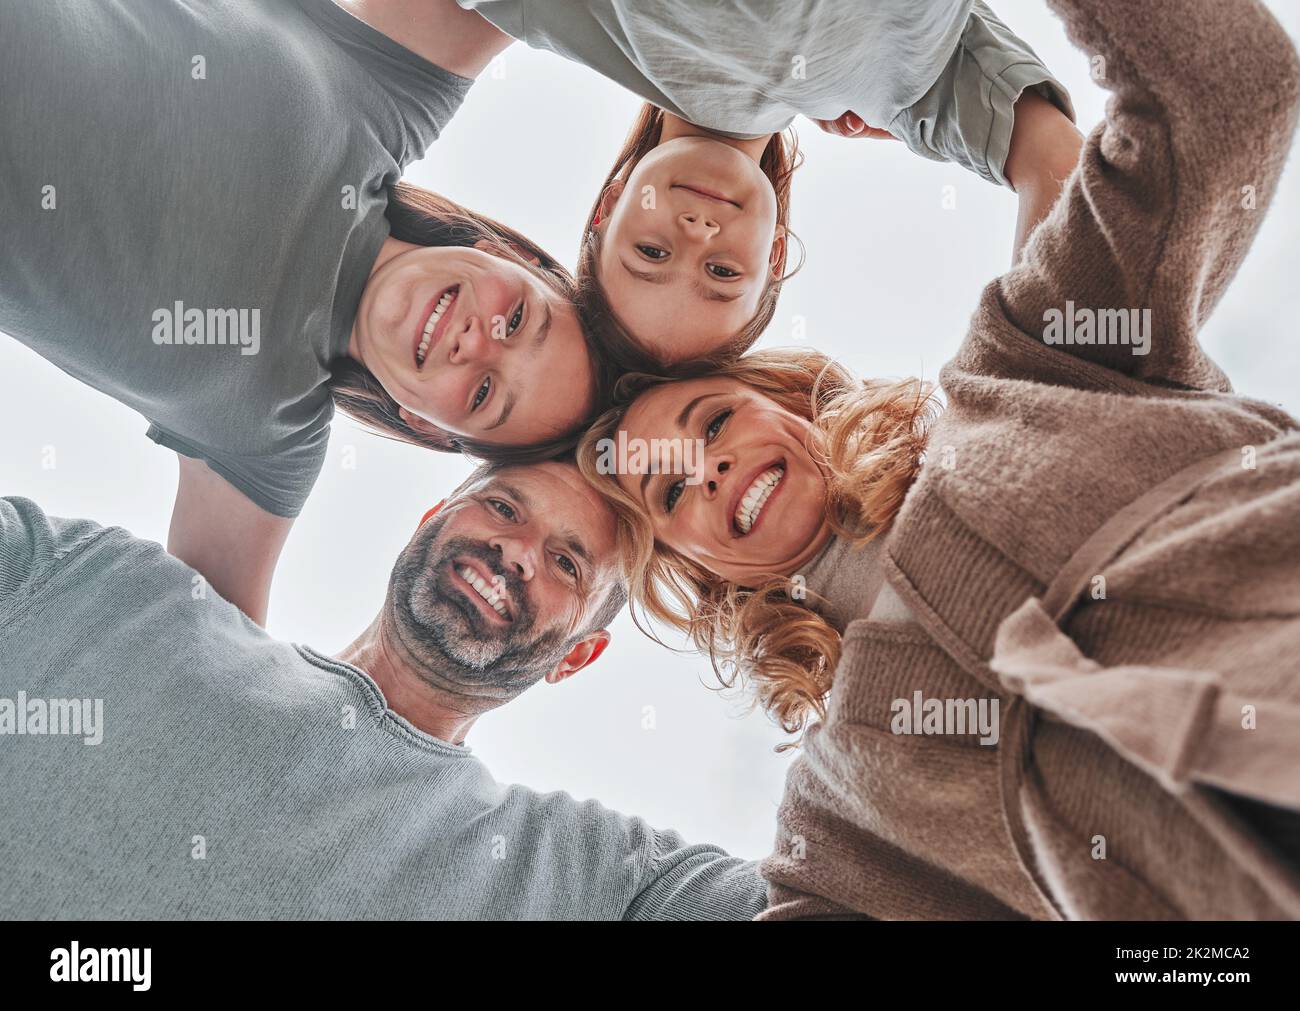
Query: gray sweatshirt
[[0, 497, 766, 920], [458, 0, 1074, 186]]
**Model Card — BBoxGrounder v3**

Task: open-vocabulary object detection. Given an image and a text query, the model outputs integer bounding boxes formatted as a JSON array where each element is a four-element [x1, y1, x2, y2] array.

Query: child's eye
[[488, 499, 516, 520], [507, 304, 524, 336], [707, 264, 740, 278], [664, 479, 684, 513], [705, 409, 732, 442], [636, 244, 668, 260], [472, 377, 491, 410]]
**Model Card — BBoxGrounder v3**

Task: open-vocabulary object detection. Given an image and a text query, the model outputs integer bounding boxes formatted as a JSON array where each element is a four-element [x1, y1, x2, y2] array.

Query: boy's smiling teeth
[[416, 287, 458, 366], [734, 465, 784, 534], [459, 565, 509, 619]]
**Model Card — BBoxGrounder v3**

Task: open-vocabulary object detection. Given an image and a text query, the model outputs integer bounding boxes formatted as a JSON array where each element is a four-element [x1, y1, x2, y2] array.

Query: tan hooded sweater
[[760, 0, 1300, 920]]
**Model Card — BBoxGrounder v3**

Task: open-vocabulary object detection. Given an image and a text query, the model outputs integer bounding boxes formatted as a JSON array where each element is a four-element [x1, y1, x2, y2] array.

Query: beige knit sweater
[[760, 0, 1300, 920]]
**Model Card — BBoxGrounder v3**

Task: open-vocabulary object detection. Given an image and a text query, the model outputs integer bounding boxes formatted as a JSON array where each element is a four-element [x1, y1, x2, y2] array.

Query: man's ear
[[417, 500, 446, 530], [591, 180, 625, 232], [544, 630, 611, 685], [768, 224, 787, 279], [473, 237, 541, 267], [397, 407, 460, 452]]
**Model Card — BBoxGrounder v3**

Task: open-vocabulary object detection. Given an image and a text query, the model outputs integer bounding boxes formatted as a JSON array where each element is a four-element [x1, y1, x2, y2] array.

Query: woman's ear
[[768, 224, 787, 279], [397, 407, 461, 452], [472, 237, 541, 267], [592, 180, 625, 232]]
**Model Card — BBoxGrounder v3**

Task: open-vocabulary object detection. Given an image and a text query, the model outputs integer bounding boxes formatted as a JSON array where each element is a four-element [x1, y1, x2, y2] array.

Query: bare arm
[[337, 0, 511, 78], [167, 455, 294, 626], [1002, 88, 1084, 263], [815, 90, 1085, 264]]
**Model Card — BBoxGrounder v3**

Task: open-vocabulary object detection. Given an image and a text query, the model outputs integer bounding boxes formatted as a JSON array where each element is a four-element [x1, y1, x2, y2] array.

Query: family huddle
[[2, 0, 1299, 920]]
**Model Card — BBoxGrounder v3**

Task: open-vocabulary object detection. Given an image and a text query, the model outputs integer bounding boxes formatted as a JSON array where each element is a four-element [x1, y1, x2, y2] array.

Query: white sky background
[[2, 2, 1298, 861]]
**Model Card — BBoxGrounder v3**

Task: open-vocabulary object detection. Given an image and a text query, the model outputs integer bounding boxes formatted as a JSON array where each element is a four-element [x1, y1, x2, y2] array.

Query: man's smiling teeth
[[416, 288, 457, 365], [734, 466, 784, 534], [459, 565, 509, 618]]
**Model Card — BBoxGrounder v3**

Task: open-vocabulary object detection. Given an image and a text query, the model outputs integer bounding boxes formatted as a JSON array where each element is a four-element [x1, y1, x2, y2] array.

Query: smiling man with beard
[[0, 461, 766, 920], [344, 461, 628, 739]]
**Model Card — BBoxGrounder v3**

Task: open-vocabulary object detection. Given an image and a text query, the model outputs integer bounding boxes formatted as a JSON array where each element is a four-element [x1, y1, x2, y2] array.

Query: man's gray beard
[[386, 519, 574, 698]]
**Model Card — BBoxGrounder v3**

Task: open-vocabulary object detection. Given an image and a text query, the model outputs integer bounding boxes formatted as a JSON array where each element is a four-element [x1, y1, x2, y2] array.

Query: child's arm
[[814, 1, 1081, 261], [1002, 88, 1083, 261], [167, 454, 294, 627], [979, 0, 1299, 392], [886, 0, 1077, 192], [813, 88, 1082, 262]]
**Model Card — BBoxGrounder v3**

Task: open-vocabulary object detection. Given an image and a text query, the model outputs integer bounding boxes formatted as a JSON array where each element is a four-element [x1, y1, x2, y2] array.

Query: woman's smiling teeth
[[459, 564, 510, 619], [416, 287, 458, 366], [734, 465, 784, 534]]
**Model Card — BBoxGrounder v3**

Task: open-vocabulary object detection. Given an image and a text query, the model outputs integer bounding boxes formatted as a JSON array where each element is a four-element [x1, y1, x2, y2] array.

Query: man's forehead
[[462, 463, 615, 538]]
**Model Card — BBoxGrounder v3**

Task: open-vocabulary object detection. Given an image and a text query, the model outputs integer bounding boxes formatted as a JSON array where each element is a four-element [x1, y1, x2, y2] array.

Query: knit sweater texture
[[761, 0, 1300, 920]]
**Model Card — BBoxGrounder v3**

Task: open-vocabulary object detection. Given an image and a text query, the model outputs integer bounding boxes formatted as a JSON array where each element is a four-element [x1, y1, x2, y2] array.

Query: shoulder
[[0, 497, 156, 617], [0, 496, 117, 575]]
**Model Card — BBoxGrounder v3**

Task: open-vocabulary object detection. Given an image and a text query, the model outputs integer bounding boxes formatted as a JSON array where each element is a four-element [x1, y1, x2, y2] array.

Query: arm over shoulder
[[167, 455, 295, 627], [986, 0, 1300, 391], [625, 832, 769, 921], [891, 0, 1077, 188]]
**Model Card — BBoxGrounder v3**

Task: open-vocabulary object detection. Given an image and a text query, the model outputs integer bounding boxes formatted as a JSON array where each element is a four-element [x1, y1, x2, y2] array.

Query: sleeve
[[454, 0, 693, 125], [890, 0, 1076, 188], [759, 885, 871, 921], [983, 0, 1300, 391], [758, 725, 1027, 921], [455, 0, 525, 39], [624, 830, 769, 921], [145, 420, 329, 519], [0, 497, 104, 612]]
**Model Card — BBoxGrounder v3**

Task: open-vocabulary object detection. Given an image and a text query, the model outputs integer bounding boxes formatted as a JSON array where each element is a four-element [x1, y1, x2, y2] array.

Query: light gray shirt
[[0, 0, 471, 517], [459, 0, 1074, 186], [0, 496, 767, 919], [801, 533, 914, 630]]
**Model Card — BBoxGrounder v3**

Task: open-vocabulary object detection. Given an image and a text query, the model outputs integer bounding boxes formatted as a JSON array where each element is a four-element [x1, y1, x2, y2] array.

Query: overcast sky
[[2, 1, 1297, 860]]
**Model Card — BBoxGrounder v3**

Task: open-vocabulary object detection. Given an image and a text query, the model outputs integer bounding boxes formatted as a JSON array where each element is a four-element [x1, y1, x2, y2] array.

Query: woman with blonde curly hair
[[579, 0, 1300, 921], [579, 348, 938, 735]]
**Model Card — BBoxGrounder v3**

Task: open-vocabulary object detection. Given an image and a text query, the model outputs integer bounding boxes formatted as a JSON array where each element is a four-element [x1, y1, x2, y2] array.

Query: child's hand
[[810, 111, 897, 140]]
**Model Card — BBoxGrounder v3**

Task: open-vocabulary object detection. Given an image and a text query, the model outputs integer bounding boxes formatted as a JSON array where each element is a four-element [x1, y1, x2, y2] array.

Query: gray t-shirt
[[0, 496, 767, 919], [0, 0, 471, 517], [459, 0, 1074, 186]]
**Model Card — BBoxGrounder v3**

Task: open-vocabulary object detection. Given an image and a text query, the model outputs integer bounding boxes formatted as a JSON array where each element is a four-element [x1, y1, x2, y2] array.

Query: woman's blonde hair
[[576, 348, 939, 736], [575, 103, 804, 372]]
